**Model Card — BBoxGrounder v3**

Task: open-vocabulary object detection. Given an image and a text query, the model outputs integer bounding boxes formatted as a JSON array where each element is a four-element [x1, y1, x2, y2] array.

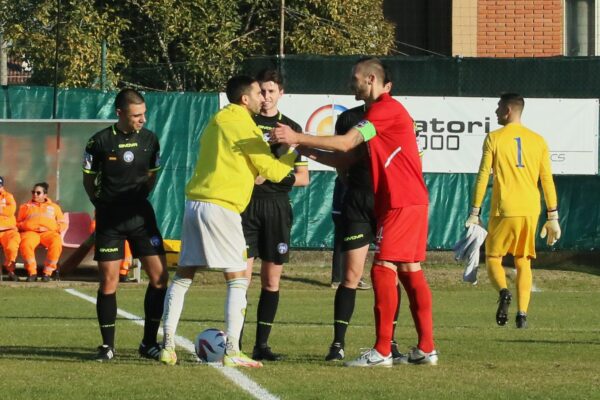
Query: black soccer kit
[[83, 125, 165, 261], [241, 113, 305, 264], [334, 105, 377, 251]]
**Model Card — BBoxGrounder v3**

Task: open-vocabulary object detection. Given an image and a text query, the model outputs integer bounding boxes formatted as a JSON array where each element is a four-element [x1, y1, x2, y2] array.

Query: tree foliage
[[3, 0, 127, 88], [2, 0, 396, 91]]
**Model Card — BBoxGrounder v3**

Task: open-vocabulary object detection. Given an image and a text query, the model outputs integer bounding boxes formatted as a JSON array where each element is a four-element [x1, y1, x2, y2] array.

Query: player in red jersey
[[272, 57, 437, 367]]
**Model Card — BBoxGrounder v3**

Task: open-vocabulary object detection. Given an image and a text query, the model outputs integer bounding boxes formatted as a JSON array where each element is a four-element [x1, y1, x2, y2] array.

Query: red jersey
[[358, 93, 428, 215]]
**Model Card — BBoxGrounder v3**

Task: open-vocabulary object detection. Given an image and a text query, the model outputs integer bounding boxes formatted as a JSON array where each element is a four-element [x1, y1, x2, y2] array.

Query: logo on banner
[[305, 104, 348, 136]]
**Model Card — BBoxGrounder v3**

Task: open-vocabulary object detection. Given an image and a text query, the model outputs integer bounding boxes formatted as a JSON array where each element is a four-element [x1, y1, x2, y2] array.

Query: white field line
[[64, 288, 279, 400]]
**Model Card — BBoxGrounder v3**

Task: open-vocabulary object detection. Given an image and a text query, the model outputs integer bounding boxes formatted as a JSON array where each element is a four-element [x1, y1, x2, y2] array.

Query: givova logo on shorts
[[344, 233, 364, 242]]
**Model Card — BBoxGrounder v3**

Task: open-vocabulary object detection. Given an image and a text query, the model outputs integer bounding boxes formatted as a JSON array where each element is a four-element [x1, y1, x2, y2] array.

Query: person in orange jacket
[[0, 176, 21, 281], [119, 241, 134, 282], [90, 218, 133, 282], [17, 182, 68, 282]]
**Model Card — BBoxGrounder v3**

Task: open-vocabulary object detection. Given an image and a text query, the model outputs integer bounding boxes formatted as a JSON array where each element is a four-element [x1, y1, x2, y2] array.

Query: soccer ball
[[194, 328, 227, 362]]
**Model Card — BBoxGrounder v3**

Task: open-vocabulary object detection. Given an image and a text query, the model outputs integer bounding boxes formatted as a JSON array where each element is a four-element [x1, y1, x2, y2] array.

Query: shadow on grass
[[0, 315, 100, 321], [498, 339, 600, 346], [0, 345, 154, 363], [510, 252, 600, 276]]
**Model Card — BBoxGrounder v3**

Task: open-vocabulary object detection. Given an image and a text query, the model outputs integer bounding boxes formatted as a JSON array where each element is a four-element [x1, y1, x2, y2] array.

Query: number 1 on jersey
[[514, 137, 524, 168]]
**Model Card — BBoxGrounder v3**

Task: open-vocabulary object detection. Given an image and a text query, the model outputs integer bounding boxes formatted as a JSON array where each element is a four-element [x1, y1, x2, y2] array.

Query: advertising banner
[[220, 94, 599, 175]]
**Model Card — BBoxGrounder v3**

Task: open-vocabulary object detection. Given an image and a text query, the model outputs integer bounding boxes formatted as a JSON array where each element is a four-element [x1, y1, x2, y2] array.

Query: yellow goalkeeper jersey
[[472, 122, 557, 217], [185, 103, 295, 213]]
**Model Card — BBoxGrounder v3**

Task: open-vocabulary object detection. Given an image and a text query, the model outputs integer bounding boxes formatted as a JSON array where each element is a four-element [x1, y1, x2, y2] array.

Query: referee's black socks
[[143, 284, 167, 346], [97, 291, 117, 348], [333, 285, 357, 347], [255, 289, 279, 348]]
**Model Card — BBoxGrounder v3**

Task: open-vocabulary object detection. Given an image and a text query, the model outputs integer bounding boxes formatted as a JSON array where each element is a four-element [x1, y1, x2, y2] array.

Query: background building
[[385, 0, 598, 57]]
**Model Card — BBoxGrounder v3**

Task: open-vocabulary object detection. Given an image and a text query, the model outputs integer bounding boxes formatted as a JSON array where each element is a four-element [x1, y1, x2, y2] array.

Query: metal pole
[[0, 32, 7, 86], [52, 0, 61, 119], [56, 122, 61, 202], [101, 39, 107, 90], [100, 0, 107, 90], [53, 0, 61, 202], [279, 0, 285, 59]]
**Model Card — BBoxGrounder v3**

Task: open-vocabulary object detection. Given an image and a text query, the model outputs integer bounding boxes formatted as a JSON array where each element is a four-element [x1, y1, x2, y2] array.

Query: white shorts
[[179, 200, 247, 272]]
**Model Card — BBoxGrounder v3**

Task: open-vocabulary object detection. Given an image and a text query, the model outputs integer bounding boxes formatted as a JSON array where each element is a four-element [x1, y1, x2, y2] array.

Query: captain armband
[[354, 120, 376, 141]]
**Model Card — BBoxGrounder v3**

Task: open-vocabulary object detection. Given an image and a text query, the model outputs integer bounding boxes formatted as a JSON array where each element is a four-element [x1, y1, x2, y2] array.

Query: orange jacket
[[0, 190, 17, 230], [17, 199, 67, 233]]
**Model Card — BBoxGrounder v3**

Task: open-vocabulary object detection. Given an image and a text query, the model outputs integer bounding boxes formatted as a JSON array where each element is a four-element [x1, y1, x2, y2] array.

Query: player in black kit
[[83, 88, 168, 362], [241, 69, 309, 361], [297, 74, 405, 361]]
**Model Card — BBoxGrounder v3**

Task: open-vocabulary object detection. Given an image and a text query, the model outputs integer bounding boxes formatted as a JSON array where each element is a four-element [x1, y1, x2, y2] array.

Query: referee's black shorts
[[241, 195, 292, 265], [341, 189, 376, 252], [94, 200, 165, 261]]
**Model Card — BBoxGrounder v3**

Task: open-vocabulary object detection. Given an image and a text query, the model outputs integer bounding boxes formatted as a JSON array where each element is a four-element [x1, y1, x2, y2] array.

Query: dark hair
[[226, 75, 257, 104], [500, 93, 525, 110], [33, 182, 49, 194], [114, 88, 145, 110], [256, 68, 284, 89], [354, 57, 386, 84], [382, 63, 392, 85]]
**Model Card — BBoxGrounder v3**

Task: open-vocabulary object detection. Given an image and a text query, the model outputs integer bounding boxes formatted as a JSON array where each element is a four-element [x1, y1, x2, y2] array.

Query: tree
[[254, 0, 396, 56], [115, 0, 258, 91], [4, 0, 127, 88], [2, 0, 396, 91]]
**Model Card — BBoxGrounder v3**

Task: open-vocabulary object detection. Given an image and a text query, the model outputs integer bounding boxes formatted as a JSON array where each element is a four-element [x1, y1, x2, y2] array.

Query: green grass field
[[0, 263, 599, 400]]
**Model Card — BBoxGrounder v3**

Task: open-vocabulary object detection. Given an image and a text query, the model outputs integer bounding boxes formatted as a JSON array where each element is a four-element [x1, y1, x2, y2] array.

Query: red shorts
[[375, 205, 428, 263]]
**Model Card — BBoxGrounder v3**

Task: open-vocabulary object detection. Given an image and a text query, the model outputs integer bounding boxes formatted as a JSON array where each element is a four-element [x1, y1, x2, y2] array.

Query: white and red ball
[[194, 328, 227, 362]]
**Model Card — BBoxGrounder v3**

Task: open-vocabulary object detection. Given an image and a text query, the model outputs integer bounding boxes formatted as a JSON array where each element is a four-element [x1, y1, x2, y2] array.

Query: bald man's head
[[354, 57, 386, 84], [350, 57, 390, 102]]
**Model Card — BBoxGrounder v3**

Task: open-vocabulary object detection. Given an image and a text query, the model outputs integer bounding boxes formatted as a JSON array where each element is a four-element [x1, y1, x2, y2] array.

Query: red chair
[[61, 212, 93, 248]]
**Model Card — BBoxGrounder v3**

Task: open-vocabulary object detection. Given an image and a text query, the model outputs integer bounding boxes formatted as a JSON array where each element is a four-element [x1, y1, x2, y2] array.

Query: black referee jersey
[[83, 124, 161, 205]]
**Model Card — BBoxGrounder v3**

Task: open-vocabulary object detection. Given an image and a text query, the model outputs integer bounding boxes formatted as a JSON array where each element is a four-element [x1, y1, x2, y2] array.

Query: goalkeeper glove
[[540, 210, 561, 246], [465, 206, 481, 228]]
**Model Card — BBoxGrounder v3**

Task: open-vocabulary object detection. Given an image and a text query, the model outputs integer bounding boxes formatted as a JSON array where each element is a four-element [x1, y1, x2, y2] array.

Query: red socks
[[371, 265, 398, 356], [398, 270, 435, 353]]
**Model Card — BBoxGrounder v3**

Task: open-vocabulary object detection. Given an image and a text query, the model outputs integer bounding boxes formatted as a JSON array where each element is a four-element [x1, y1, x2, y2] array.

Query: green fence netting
[[242, 55, 600, 98], [2, 54, 600, 252], [0, 86, 218, 240]]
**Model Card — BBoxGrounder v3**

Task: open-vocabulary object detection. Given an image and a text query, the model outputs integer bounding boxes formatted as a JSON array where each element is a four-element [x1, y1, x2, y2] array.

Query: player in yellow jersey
[[159, 75, 297, 368], [465, 93, 561, 329]]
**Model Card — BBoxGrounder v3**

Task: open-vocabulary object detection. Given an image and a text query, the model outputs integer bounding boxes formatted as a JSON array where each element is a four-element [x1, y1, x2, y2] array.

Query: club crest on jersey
[[149, 235, 162, 247], [277, 243, 288, 254], [123, 151, 135, 163]]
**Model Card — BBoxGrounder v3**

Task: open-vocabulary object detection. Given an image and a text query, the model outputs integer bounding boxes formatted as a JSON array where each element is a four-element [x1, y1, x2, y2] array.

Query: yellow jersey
[[185, 103, 295, 214], [472, 122, 557, 217]]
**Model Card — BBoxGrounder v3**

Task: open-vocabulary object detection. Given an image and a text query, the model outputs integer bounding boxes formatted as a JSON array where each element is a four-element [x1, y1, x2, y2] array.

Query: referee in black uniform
[[83, 88, 168, 361], [242, 69, 309, 361]]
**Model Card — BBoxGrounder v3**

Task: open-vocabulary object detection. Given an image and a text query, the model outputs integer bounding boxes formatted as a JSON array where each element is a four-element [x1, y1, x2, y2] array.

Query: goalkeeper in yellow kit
[[465, 93, 561, 329]]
